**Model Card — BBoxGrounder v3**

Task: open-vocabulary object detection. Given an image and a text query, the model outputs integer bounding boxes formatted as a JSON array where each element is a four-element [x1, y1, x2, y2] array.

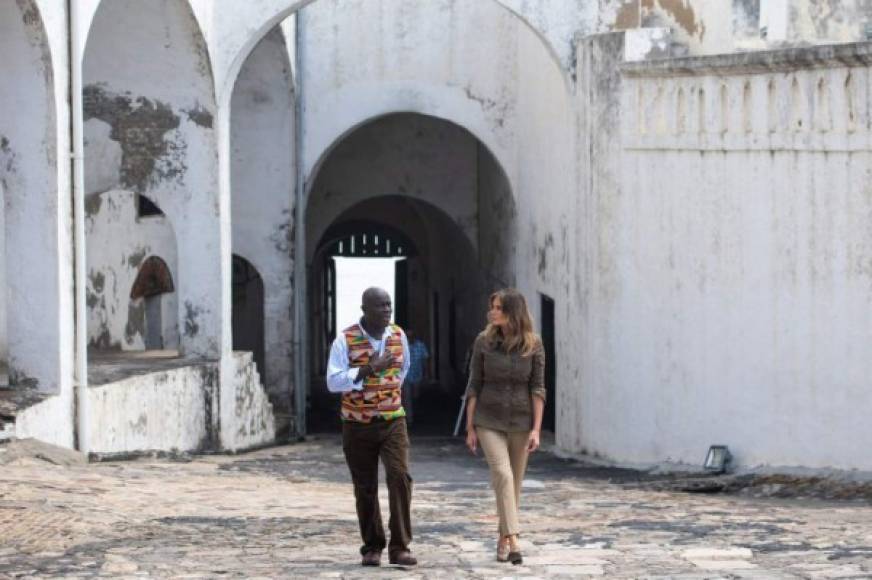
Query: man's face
[[363, 290, 392, 328]]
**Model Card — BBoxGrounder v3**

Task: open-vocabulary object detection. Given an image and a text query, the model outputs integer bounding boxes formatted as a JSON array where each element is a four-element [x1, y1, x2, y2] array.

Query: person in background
[[464, 288, 546, 565], [326, 287, 417, 568], [403, 328, 430, 424]]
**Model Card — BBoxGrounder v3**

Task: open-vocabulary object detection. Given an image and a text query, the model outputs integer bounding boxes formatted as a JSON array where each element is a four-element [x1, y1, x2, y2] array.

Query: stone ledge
[[622, 41, 872, 77]]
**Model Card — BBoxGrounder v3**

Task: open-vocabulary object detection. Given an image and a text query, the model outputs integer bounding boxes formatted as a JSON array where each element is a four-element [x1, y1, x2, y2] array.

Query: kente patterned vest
[[341, 323, 406, 423]]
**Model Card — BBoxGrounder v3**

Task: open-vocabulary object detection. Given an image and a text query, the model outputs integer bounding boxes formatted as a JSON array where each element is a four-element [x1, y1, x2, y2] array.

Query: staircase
[[0, 387, 48, 442], [229, 352, 276, 450]]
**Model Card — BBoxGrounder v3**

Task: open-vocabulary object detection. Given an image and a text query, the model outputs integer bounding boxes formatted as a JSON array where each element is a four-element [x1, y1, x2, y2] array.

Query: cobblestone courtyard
[[1, 436, 871, 579]]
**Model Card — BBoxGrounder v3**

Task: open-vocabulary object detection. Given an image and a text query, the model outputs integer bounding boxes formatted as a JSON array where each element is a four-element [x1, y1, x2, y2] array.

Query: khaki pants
[[477, 426, 530, 537]]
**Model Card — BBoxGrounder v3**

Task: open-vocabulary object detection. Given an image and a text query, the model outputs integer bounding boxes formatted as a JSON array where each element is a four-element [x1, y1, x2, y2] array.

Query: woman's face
[[488, 296, 509, 328]]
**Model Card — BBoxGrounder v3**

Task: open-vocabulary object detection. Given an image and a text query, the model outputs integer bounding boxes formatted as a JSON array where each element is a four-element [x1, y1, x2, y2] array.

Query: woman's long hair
[[485, 288, 537, 356]]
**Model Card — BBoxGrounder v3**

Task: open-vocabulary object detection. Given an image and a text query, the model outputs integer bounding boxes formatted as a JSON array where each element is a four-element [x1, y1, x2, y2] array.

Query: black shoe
[[389, 551, 417, 566], [508, 551, 523, 565], [361, 551, 382, 566]]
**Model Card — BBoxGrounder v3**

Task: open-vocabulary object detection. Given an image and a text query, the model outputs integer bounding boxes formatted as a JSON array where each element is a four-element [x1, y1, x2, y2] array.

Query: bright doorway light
[[334, 256, 405, 331]]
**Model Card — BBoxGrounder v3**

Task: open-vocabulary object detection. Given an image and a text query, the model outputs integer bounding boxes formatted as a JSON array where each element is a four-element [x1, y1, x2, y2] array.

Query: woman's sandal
[[507, 536, 523, 565], [496, 536, 510, 562]]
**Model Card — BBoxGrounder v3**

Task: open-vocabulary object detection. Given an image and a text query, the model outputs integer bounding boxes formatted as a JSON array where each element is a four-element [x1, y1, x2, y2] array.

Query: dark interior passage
[[232, 255, 266, 379]]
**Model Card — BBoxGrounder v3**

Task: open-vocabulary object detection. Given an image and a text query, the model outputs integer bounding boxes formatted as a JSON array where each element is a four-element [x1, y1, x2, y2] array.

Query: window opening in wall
[[137, 194, 164, 218], [540, 293, 556, 432], [130, 256, 176, 353]]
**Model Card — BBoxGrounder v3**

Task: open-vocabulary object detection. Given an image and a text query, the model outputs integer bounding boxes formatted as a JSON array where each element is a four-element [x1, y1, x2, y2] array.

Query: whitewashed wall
[[85, 190, 179, 351], [1, 181, 6, 374], [83, 0, 221, 359], [85, 362, 219, 455], [0, 0, 72, 400], [230, 27, 295, 412], [569, 37, 872, 471]]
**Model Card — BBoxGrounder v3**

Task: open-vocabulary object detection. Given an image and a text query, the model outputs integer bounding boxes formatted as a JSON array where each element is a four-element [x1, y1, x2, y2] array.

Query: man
[[402, 328, 430, 424], [326, 287, 417, 567]]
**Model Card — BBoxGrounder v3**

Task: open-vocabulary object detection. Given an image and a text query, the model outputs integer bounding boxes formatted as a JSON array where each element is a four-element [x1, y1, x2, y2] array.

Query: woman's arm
[[528, 396, 544, 452], [527, 339, 546, 452], [465, 395, 478, 454]]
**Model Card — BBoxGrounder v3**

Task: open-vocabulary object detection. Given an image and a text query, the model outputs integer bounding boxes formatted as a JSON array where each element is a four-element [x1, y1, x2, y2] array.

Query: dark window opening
[[138, 194, 164, 218]]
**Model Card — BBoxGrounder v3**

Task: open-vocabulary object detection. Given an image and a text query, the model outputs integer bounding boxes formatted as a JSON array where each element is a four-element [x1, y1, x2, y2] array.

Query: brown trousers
[[342, 417, 413, 556]]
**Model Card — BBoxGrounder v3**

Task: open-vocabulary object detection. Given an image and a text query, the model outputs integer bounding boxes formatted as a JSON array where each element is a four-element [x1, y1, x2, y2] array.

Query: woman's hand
[[466, 426, 478, 455], [526, 429, 540, 452]]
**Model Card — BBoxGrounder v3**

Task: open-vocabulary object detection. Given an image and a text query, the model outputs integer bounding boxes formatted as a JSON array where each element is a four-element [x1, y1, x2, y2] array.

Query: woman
[[465, 288, 546, 565]]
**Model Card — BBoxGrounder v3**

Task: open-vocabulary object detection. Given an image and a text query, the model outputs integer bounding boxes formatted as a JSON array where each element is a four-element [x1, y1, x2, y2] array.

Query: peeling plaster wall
[[85, 190, 179, 351], [788, 0, 872, 45], [83, 0, 221, 359], [224, 351, 276, 452], [230, 27, 294, 414], [85, 362, 219, 454], [572, 37, 872, 471], [600, 0, 739, 55]]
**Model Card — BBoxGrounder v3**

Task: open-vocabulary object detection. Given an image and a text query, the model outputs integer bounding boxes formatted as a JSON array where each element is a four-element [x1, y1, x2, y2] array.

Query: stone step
[[0, 387, 49, 441]]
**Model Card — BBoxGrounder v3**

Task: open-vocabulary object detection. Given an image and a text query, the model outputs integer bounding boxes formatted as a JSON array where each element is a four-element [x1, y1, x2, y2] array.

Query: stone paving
[[1, 436, 871, 579]]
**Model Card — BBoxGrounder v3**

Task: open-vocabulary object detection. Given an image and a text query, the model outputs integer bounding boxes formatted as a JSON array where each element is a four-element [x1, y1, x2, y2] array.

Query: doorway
[[232, 255, 266, 378], [541, 294, 556, 432]]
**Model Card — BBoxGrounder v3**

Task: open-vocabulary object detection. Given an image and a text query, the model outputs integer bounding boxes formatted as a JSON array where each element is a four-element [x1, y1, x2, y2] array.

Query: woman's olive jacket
[[465, 331, 546, 432]]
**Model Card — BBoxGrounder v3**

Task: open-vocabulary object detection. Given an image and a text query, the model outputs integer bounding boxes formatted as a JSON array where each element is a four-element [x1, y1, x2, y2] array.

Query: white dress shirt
[[326, 322, 411, 393]]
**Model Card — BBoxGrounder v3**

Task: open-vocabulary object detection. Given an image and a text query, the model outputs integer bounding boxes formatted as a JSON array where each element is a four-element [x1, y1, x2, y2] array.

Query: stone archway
[[83, 0, 220, 360], [230, 24, 295, 429], [305, 113, 515, 432]]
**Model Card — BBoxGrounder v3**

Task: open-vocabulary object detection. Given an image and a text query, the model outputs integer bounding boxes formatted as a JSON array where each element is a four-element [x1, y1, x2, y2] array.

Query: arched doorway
[[85, 192, 179, 353], [231, 255, 266, 381], [305, 113, 516, 433], [130, 256, 177, 350]]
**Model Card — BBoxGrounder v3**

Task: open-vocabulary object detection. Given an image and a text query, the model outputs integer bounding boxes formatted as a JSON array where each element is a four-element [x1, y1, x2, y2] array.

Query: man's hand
[[368, 351, 394, 373]]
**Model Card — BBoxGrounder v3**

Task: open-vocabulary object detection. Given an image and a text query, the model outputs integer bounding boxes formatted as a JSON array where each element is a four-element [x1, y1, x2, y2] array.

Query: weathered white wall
[[225, 352, 276, 451], [569, 36, 872, 471], [86, 362, 219, 455], [0, 181, 6, 374], [230, 27, 294, 413], [14, 388, 75, 449], [85, 190, 179, 351], [0, 0, 71, 396], [83, 0, 221, 359], [300, 0, 574, 297]]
